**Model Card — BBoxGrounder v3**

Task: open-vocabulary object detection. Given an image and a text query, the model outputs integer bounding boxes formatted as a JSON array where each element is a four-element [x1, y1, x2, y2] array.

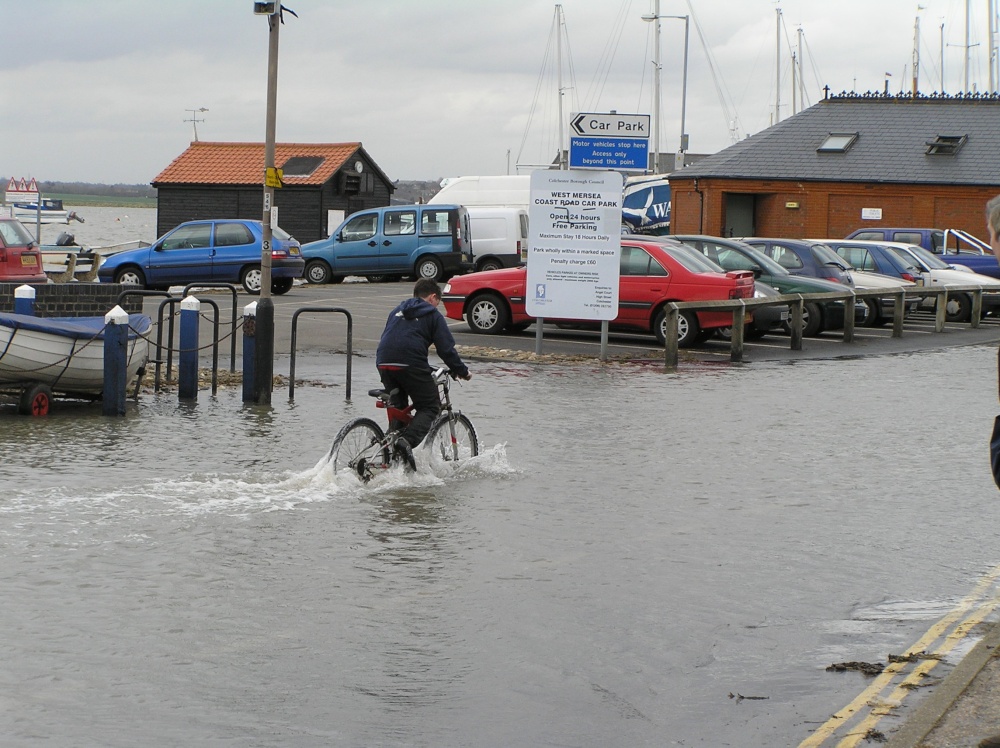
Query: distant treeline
[[2, 178, 444, 206]]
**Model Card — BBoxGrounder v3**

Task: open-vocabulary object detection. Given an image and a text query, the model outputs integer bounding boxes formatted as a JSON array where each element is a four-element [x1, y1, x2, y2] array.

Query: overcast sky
[[2, 0, 994, 186]]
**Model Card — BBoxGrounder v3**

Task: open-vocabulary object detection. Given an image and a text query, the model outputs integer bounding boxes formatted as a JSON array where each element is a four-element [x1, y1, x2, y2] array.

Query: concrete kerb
[[886, 621, 1000, 747]]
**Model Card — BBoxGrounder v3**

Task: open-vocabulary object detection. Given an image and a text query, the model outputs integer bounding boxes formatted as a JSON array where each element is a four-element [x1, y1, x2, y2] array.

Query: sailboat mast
[[913, 15, 920, 95], [556, 4, 566, 169], [775, 8, 781, 123]]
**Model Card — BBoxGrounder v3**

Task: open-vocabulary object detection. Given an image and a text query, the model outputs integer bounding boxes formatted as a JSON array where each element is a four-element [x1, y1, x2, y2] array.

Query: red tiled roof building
[[152, 142, 394, 243]]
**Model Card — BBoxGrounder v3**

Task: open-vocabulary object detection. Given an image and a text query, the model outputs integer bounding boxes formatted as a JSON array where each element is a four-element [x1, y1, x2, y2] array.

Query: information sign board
[[569, 136, 648, 171], [526, 170, 623, 321]]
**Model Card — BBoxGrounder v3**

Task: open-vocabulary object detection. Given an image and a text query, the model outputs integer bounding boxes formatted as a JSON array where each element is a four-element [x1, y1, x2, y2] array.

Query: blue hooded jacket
[[376, 297, 469, 377]]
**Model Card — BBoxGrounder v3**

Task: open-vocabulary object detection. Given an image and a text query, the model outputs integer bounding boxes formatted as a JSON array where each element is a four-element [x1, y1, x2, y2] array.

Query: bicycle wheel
[[328, 418, 389, 480], [425, 413, 479, 463]]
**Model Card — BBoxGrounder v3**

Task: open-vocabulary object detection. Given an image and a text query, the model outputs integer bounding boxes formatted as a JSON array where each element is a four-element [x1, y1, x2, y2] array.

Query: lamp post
[[185, 107, 209, 142], [641, 5, 689, 172]]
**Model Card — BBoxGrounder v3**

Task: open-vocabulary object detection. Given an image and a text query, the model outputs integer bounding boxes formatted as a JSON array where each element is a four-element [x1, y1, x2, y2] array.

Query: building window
[[817, 133, 858, 153], [281, 156, 325, 177], [925, 134, 967, 155]]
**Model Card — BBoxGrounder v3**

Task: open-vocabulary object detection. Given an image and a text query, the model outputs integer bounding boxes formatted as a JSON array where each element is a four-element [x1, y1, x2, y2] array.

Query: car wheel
[[114, 266, 146, 288], [365, 274, 389, 283], [415, 256, 444, 282], [241, 265, 263, 295], [945, 293, 972, 322], [271, 278, 293, 295], [653, 308, 700, 347], [466, 293, 509, 334], [304, 259, 331, 284], [862, 298, 885, 328], [477, 258, 503, 272], [781, 301, 823, 336]]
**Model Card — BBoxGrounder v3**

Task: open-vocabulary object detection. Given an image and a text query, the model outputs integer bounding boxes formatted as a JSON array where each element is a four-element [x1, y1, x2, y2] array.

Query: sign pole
[[254, 6, 281, 404]]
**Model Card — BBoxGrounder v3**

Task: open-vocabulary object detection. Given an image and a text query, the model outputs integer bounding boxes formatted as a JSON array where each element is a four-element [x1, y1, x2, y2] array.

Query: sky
[[2, 0, 996, 186]]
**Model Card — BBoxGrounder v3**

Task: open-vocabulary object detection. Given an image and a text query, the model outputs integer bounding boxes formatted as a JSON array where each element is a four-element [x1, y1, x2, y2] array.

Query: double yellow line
[[799, 563, 1000, 747]]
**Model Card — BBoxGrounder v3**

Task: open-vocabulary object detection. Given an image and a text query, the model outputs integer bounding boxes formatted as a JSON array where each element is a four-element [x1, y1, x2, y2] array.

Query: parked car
[[672, 235, 865, 337], [741, 238, 856, 286], [880, 242, 1000, 321], [441, 238, 756, 347], [98, 219, 303, 295], [641, 237, 787, 338], [301, 204, 473, 284], [845, 227, 1000, 278], [0, 218, 48, 284], [799, 239, 919, 326]]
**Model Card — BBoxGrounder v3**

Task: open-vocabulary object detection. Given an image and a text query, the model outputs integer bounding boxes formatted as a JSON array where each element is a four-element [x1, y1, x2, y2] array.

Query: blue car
[[98, 219, 304, 295], [821, 240, 926, 282], [741, 238, 855, 286]]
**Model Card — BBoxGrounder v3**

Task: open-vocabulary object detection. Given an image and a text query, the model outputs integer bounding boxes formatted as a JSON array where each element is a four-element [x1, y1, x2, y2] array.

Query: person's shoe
[[393, 437, 416, 472], [979, 735, 1000, 748]]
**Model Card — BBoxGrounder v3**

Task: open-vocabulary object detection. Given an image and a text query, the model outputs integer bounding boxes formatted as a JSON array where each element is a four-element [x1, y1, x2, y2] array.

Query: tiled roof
[[152, 141, 363, 186], [670, 94, 1000, 186]]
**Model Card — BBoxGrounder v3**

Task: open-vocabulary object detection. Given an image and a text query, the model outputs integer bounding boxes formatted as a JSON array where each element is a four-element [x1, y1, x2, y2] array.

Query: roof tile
[[153, 141, 362, 186]]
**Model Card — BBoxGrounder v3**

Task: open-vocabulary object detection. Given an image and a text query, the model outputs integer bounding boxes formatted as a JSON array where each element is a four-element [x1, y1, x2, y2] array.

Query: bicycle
[[327, 367, 479, 482]]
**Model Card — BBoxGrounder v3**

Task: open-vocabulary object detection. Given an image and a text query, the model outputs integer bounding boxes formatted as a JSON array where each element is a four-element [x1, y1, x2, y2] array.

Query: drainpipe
[[694, 179, 704, 234]]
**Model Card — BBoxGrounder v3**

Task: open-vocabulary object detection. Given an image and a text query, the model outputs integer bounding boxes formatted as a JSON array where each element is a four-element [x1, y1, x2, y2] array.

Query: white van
[[466, 207, 528, 271], [428, 175, 530, 209]]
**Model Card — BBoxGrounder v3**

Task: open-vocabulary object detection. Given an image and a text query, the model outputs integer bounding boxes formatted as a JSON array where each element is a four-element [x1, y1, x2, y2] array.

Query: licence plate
[[778, 309, 791, 321], [21, 255, 37, 266]]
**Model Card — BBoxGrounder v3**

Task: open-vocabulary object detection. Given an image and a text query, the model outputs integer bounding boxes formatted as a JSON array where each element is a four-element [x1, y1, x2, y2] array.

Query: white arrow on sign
[[570, 112, 650, 138]]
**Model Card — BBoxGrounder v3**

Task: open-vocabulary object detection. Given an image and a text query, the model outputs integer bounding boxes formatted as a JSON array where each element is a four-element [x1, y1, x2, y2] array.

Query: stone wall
[[0, 283, 144, 317]]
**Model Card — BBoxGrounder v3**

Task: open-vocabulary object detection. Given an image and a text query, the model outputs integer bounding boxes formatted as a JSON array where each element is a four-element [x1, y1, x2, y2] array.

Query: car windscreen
[[667, 243, 726, 273], [902, 244, 952, 269], [272, 226, 294, 242], [0, 219, 36, 246], [660, 244, 719, 273], [810, 242, 851, 268]]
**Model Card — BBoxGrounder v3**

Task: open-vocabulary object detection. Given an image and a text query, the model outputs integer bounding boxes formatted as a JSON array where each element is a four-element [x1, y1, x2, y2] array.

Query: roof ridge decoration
[[826, 90, 1000, 102]]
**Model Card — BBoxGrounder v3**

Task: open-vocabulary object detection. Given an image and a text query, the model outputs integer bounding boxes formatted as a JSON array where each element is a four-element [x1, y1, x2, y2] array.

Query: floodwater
[[3, 344, 1000, 747], [32, 204, 156, 248]]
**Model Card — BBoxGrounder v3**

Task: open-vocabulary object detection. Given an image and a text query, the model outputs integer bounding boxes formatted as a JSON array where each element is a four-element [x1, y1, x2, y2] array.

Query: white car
[[847, 268, 918, 326], [882, 242, 1000, 321]]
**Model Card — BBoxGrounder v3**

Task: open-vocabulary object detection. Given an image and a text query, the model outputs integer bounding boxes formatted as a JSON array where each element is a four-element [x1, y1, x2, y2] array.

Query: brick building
[[152, 142, 394, 244], [668, 92, 1000, 241]]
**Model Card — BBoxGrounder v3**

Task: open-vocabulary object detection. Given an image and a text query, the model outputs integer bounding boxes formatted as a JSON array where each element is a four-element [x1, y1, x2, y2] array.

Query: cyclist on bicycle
[[376, 279, 471, 470]]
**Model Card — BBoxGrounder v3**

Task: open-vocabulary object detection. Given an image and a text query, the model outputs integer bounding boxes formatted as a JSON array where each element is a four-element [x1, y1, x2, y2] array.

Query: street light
[[642, 4, 689, 171], [184, 107, 209, 142]]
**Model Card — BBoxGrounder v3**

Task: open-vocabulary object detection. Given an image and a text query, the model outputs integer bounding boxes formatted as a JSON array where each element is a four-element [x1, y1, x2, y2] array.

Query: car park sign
[[569, 112, 649, 171], [526, 169, 623, 321]]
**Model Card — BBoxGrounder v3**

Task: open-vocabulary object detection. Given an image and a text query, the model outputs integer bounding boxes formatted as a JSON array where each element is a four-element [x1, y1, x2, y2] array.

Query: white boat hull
[[0, 315, 149, 395]]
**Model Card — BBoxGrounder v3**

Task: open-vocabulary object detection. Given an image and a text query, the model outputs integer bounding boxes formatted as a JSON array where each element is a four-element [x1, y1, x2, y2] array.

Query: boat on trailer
[[0, 312, 150, 414]]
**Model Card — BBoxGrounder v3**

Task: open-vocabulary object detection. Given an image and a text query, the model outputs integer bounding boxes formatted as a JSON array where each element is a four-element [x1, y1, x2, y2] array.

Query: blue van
[[301, 204, 473, 284]]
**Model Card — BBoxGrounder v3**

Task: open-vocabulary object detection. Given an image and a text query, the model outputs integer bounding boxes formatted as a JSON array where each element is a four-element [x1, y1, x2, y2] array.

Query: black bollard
[[253, 296, 275, 404]]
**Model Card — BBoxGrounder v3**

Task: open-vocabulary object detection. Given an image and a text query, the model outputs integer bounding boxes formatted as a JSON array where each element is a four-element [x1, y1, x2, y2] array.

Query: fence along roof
[[670, 93, 1000, 186]]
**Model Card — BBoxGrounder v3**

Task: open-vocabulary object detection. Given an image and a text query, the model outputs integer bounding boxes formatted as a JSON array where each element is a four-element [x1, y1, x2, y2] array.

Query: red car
[[442, 238, 755, 347], [0, 218, 47, 284]]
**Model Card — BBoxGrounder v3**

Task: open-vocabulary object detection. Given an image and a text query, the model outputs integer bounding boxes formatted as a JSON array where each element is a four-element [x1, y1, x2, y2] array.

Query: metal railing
[[660, 284, 995, 368], [288, 307, 354, 400]]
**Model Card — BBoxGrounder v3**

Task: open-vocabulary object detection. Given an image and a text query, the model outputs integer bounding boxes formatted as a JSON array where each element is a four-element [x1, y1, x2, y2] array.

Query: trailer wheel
[[19, 383, 53, 416]]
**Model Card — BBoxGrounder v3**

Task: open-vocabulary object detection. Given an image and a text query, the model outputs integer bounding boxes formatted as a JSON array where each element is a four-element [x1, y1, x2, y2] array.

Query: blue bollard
[[102, 305, 129, 416], [14, 284, 36, 315], [179, 296, 200, 401], [242, 301, 257, 403]]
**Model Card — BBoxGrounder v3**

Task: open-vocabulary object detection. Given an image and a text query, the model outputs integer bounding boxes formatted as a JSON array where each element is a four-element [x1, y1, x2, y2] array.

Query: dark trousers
[[378, 366, 440, 447]]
